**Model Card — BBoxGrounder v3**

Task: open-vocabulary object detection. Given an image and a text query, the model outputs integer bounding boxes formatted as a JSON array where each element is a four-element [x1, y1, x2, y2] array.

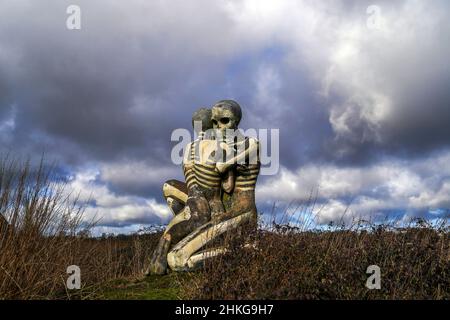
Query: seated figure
[[147, 108, 233, 275], [166, 100, 260, 271]]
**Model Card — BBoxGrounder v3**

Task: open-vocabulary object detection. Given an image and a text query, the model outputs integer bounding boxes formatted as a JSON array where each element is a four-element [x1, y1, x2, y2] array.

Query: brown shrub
[[0, 155, 160, 299], [182, 218, 449, 299]]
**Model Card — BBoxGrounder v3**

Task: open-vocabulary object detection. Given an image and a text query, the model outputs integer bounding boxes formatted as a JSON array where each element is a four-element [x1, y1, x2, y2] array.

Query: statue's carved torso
[[183, 138, 234, 219], [223, 136, 260, 220]]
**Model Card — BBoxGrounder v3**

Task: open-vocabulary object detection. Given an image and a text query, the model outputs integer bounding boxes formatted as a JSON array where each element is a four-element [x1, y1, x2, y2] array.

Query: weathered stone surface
[[147, 100, 260, 274]]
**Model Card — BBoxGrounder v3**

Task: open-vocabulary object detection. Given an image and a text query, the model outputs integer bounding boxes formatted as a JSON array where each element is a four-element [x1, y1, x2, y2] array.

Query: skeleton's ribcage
[[235, 164, 260, 191], [194, 162, 221, 190], [231, 137, 260, 191], [183, 140, 222, 191]]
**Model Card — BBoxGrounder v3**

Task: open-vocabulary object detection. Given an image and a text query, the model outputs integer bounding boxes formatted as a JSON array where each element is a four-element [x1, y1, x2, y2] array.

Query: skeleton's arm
[[182, 142, 196, 190], [182, 142, 194, 166], [216, 138, 259, 173]]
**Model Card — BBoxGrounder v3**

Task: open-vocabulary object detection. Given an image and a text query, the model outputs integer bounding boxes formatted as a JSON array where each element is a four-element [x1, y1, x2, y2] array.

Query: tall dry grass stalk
[[0, 155, 158, 299]]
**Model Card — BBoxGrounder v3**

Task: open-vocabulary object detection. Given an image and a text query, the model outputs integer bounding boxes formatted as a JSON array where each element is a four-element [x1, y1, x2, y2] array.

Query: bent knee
[[167, 250, 188, 271], [163, 180, 188, 203]]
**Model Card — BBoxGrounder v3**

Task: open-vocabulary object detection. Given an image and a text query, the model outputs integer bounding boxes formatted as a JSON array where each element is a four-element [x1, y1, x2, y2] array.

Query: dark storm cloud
[[1, 0, 450, 230], [0, 0, 242, 167], [1, 0, 449, 168]]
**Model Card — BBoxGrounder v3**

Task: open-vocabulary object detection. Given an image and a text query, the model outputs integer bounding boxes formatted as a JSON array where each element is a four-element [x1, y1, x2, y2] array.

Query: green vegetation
[[97, 274, 184, 300]]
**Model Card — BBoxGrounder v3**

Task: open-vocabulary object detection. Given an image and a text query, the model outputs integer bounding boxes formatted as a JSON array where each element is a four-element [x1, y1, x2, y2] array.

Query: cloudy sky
[[1, 0, 449, 233]]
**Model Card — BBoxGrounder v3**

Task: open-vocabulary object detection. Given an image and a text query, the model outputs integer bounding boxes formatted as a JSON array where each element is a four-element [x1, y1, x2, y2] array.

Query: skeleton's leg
[[146, 206, 191, 275], [164, 206, 191, 232], [146, 233, 172, 275], [166, 197, 184, 216], [186, 186, 211, 225], [163, 180, 188, 215], [167, 211, 253, 271], [147, 180, 188, 275], [147, 190, 214, 275]]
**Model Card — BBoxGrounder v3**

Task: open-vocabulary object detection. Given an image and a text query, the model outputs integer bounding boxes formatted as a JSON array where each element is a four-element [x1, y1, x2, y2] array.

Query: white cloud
[[227, 1, 450, 147], [257, 150, 450, 222], [0, 105, 16, 144], [99, 160, 179, 191], [65, 167, 171, 227]]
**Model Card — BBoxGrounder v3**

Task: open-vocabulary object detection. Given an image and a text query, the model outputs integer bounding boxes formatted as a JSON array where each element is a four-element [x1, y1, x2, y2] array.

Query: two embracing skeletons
[[147, 99, 261, 275]]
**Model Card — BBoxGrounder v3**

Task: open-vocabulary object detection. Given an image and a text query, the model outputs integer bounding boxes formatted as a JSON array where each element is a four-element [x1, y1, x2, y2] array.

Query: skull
[[192, 107, 213, 134], [211, 100, 242, 131]]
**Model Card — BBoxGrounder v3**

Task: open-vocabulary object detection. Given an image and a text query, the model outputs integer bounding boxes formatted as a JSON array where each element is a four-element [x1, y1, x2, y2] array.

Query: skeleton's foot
[[147, 259, 167, 275], [167, 211, 252, 271], [146, 233, 171, 275], [187, 247, 229, 270]]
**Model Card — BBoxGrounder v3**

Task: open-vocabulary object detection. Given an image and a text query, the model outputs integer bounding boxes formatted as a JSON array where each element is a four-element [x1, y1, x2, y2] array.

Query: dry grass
[[181, 217, 449, 299], [0, 155, 159, 299], [1, 154, 448, 300]]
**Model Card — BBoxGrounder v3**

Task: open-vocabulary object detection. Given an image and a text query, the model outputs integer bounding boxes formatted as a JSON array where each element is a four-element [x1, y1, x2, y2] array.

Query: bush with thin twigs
[[181, 215, 449, 299], [0, 155, 159, 299]]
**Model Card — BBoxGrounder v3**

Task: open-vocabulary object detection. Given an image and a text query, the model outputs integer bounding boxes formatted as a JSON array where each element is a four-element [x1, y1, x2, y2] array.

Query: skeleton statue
[[211, 101, 260, 222], [147, 100, 260, 274], [146, 108, 218, 274]]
